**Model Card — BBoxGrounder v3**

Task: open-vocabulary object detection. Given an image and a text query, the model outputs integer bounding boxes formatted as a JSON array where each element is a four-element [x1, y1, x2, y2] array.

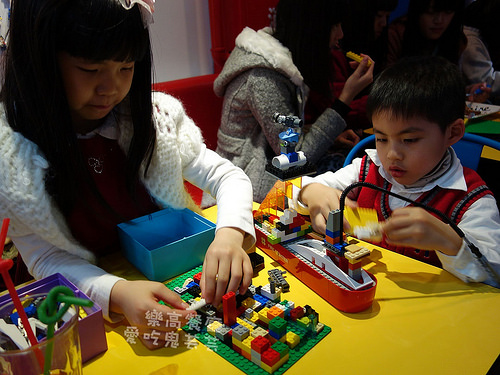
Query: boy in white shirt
[[294, 56, 500, 287]]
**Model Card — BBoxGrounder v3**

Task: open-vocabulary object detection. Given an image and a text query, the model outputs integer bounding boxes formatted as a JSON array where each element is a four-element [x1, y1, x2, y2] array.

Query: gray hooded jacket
[[214, 27, 346, 202]]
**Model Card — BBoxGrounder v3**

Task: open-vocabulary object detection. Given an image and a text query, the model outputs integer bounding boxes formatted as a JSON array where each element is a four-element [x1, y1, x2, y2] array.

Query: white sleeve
[[182, 145, 256, 250], [289, 157, 363, 215], [437, 194, 500, 288], [11, 233, 124, 322]]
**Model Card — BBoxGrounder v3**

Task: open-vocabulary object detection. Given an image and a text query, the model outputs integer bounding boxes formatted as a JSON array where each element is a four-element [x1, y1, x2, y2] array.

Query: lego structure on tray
[[254, 114, 378, 313], [166, 265, 331, 375]]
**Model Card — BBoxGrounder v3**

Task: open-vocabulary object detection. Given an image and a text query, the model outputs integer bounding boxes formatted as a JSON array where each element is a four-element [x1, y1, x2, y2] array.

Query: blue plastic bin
[[118, 208, 216, 282]]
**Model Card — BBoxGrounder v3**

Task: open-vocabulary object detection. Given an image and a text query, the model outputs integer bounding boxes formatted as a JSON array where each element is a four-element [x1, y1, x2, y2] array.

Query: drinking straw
[[0, 218, 45, 369], [37, 285, 93, 375], [0, 218, 40, 348]]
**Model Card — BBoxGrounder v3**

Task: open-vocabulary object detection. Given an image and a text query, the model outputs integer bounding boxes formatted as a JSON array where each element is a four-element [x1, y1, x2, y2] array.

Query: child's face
[[419, 8, 455, 40], [58, 52, 134, 133], [329, 23, 344, 49], [372, 112, 457, 186]]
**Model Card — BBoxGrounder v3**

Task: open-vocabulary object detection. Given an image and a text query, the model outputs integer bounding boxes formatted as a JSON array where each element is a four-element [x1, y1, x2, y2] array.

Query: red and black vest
[[354, 156, 492, 267]]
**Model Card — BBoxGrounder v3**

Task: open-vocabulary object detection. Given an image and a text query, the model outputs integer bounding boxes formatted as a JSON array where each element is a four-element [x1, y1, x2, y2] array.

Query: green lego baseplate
[[165, 265, 331, 375]]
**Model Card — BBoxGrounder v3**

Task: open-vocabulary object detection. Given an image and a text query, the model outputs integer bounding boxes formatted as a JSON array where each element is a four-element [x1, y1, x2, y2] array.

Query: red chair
[[208, 0, 278, 72], [153, 74, 223, 205]]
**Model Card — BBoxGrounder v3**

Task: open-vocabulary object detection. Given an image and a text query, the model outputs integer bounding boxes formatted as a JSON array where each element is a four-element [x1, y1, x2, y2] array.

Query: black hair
[[273, 0, 347, 98], [0, 0, 155, 215], [366, 56, 465, 132], [402, 0, 466, 65], [341, 0, 398, 74]]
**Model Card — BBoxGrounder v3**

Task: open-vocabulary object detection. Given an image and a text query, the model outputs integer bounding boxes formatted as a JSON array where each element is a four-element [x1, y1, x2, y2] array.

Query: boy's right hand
[[110, 280, 195, 350], [299, 183, 357, 234]]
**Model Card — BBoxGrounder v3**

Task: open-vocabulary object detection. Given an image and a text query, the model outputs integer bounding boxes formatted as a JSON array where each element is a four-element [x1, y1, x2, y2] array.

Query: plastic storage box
[[0, 273, 107, 363], [118, 208, 216, 282]]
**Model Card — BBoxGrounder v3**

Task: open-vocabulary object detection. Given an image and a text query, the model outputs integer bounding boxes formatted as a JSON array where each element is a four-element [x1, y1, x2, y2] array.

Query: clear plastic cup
[[0, 294, 82, 375]]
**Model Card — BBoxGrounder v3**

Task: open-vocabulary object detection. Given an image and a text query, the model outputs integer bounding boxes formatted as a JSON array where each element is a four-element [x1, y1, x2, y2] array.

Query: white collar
[[76, 113, 119, 140], [365, 148, 467, 194]]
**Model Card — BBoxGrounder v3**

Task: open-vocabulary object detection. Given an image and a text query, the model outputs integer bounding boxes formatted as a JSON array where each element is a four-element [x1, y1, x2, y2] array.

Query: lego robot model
[[271, 113, 307, 170]]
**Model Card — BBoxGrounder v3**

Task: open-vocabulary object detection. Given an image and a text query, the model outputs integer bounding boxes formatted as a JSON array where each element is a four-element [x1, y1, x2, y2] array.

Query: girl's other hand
[[110, 280, 195, 350], [200, 227, 253, 306]]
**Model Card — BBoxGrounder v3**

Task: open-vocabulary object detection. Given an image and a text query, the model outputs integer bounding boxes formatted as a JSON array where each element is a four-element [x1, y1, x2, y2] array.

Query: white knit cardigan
[[0, 92, 255, 319]]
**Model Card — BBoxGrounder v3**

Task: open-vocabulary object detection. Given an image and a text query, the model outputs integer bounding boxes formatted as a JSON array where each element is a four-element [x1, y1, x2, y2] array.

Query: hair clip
[[117, 0, 155, 26]]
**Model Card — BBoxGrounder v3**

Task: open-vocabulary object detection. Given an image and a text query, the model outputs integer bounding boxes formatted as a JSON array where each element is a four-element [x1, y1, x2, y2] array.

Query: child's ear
[[446, 118, 465, 147]]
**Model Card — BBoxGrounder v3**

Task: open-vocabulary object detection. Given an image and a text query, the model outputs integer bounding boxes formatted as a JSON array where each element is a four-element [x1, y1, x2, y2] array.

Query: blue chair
[[343, 133, 500, 171]]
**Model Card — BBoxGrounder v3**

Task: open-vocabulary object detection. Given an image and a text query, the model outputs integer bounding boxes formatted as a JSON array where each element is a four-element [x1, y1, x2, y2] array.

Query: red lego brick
[[261, 348, 280, 366], [251, 335, 270, 354], [222, 291, 237, 326]]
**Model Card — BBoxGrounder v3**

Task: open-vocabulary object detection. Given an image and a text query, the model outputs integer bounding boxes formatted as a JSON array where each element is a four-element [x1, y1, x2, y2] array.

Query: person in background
[[213, 0, 374, 202], [292, 56, 500, 288], [304, 0, 399, 167], [387, 0, 466, 66], [460, 0, 500, 104], [340, 0, 399, 76], [0, 0, 256, 348]]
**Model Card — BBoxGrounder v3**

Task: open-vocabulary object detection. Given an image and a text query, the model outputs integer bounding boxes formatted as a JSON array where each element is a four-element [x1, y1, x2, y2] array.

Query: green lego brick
[[269, 316, 287, 335], [271, 341, 289, 358], [268, 235, 282, 245]]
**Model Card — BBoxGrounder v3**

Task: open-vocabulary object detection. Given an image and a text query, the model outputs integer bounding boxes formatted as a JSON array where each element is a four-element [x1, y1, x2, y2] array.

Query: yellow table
[[84, 206, 500, 375]]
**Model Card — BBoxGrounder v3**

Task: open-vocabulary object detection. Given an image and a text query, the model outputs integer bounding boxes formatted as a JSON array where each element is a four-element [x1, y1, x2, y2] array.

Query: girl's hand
[[339, 54, 375, 105], [382, 207, 462, 255], [110, 280, 195, 350], [299, 183, 357, 234], [200, 227, 253, 306]]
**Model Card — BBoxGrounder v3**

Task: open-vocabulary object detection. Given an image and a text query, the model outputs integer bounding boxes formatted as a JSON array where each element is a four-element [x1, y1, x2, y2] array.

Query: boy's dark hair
[[366, 56, 465, 131], [273, 0, 348, 98], [0, 0, 155, 215]]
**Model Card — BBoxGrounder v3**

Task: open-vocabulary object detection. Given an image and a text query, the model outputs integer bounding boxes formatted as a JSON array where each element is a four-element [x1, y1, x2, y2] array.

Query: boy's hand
[[382, 207, 462, 255], [299, 183, 357, 234], [109, 280, 195, 350], [200, 227, 252, 306]]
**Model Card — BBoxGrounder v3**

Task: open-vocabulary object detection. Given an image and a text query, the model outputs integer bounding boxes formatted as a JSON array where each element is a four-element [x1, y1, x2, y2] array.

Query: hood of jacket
[[214, 27, 304, 96]]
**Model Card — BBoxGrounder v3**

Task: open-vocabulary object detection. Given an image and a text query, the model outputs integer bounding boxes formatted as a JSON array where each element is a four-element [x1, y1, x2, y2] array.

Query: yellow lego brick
[[236, 317, 253, 331], [258, 307, 270, 324], [242, 297, 256, 309], [241, 336, 254, 354], [206, 320, 222, 336], [346, 51, 372, 66], [344, 206, 378, 229], [248, 312, 260, 325], [260, 353, 289, 374], [285, 331, 300, 349]]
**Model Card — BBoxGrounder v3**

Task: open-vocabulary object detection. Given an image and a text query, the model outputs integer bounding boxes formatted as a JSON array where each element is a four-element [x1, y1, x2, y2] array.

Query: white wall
[[149, 1, 214, 83]]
